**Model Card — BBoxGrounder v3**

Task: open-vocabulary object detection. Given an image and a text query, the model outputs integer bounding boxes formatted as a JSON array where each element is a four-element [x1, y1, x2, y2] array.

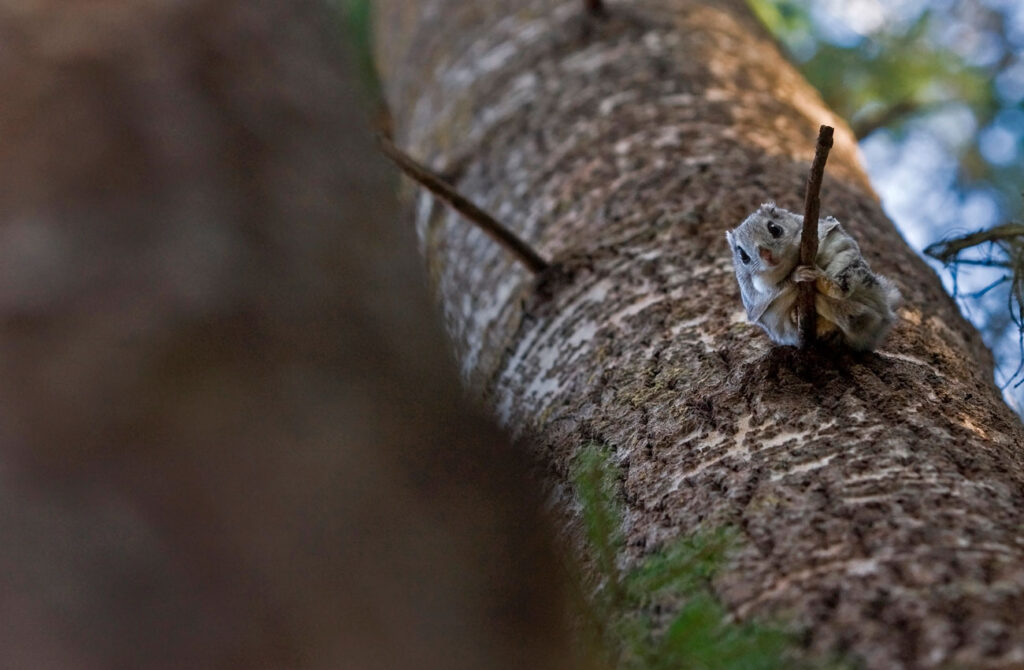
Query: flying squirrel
[[726, 202, 900, 351]]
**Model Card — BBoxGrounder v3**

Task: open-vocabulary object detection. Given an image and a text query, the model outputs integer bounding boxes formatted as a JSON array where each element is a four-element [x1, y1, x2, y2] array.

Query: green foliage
[[330, 0, 380, 96], [747, 1, 997, 138], [804, 35, 992, 141], [744, 0, 1019, 221], [573, 444, 628, 606], [747, 0, 813, 43], [571, 444, 847, 670]]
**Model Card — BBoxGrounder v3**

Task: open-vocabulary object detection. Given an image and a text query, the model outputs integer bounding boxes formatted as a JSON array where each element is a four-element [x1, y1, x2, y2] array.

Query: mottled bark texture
[[0, 2, 577, 669], [375, 1, 1024, 668]]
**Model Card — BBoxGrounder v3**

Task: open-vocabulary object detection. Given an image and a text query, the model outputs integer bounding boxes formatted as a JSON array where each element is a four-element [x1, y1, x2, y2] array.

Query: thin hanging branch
[[924, 223, 1024, 265], [925, 219, 1024, 386], [797, 125, 835, 347], [925, 222, 1024, 328], [376, 135, 550, 274]]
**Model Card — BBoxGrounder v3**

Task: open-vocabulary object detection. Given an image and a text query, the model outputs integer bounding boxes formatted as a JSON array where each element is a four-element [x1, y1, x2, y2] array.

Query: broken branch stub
[[377, 135, 550, 274]]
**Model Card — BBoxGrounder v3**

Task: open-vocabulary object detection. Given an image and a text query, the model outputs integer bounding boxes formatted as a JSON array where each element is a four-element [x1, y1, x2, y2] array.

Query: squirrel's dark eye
[[738, 247, 751, 264], [767, 221, 783, 238]]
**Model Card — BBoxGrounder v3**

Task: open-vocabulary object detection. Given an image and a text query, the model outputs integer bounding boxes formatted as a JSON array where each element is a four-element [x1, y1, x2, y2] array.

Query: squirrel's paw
[[792, 265, 821, 283]]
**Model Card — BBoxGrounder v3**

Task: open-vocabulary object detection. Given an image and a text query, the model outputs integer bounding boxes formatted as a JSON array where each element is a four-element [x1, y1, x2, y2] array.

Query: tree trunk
[[374, 1, 1024, 668]]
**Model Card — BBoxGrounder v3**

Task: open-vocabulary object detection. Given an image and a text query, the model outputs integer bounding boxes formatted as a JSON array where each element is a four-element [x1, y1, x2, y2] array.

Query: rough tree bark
[[375, 1, 1024, 668], [0, 2, 578, 668]]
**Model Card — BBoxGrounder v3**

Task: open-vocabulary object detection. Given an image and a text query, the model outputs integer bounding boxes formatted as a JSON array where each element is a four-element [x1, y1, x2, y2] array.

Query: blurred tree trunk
[[0, 1, 580, 669], [374, 1, 1024, 668]]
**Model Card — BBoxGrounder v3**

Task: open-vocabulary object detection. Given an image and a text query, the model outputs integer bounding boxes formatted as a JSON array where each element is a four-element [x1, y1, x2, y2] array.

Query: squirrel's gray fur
[[726, 202, 900, 351]]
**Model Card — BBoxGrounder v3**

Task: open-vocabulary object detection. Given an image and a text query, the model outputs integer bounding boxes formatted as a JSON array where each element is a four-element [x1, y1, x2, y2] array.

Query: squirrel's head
[[725, 202, 803, 290]]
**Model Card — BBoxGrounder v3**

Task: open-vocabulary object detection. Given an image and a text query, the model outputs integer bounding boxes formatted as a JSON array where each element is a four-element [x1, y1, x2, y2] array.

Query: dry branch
[[377, 135, 550, 274], [797, 125, 835, 346], [924, 223, 1024, 265], [926, 222, 1024, 383]]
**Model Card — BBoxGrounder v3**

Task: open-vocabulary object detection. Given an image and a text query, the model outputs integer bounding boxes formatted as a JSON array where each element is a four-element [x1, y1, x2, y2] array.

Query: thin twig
[[797, 125, 834, 347], [923, 223, 1024, 265], [938, 258, 1014, 269], [1010, 326, 1024, 388], [376, 135, 549, 274], [926, 223, 1024, 383], [850, 99, 937, 139], [965, 276, 1010, 299]]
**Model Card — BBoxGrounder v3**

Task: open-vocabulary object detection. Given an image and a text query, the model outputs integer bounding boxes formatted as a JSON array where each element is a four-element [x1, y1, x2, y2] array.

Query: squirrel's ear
[[819, 215, 841, 237], [725, 230, 734, 247], [760, 201, 777, 214]]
